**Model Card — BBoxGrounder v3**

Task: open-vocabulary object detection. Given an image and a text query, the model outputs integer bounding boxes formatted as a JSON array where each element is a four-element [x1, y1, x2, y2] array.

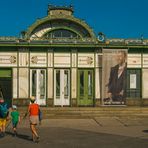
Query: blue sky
[[0, 0, 147, 39]]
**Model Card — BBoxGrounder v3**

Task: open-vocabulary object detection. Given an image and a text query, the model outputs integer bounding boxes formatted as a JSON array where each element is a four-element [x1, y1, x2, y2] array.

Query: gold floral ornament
[[10, 56, 16, 63], [87, 57, 93, 65], [79, 56, 93, 65], [31, 56, 38, 64]]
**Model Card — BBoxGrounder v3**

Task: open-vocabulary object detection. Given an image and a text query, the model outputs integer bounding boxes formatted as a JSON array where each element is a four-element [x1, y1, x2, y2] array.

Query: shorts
[[0, 118, 6, 127], [12, 121, 18, 128], [29, 116, 39, 125]]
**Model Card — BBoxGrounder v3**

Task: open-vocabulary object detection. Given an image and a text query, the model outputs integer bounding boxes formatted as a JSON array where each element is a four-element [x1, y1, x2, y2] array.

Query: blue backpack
[[39, 109, 42, 121], [0, 104, 8, 118]]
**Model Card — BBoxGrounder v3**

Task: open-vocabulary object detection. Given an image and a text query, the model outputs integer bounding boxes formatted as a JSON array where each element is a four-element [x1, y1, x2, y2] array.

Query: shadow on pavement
[[6, 131, 32, 142], [1, 127, 148, 148], [142, 130, 148, 133]]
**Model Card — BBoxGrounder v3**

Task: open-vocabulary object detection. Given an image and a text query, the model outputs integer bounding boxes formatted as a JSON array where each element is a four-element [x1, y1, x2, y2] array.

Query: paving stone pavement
[[1, 117, 148, 148]]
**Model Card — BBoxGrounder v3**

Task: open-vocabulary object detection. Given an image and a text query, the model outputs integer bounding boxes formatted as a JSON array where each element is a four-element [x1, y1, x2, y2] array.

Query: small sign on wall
[[130, 74, 137, 89]]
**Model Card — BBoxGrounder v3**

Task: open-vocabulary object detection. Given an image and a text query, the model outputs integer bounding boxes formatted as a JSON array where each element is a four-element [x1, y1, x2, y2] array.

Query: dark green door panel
[[0, 69, 12, 107], [127, 69, 141, 98], [78, 69, 94, 106]]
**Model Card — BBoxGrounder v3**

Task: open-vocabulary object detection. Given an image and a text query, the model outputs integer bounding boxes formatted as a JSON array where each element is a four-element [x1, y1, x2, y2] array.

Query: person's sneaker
[[36, 136, 40, 143], [0, 133, 4, 138], [14, 131, 18, 137], [32, 137, 36, 142], [1, 132, 5, 137]]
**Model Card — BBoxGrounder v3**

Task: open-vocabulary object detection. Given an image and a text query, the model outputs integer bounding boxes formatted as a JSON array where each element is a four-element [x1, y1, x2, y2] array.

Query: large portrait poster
[[102, 49, 127, 105]]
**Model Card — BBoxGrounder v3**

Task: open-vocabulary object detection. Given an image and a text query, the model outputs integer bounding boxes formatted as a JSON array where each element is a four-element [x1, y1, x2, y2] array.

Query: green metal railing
[[0, 36, 148, 46]]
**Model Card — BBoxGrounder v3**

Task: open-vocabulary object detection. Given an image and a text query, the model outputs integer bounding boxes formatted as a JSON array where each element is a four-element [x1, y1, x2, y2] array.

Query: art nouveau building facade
[[0, 5, 148, 107]]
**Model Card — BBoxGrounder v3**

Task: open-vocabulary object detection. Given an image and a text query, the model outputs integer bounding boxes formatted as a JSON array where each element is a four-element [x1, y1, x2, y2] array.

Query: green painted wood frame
[[78, 69, 94, 106]]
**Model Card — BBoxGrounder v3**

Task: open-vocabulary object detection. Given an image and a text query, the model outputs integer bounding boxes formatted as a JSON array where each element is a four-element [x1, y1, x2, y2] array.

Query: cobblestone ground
[[1, 117, 148, 148]]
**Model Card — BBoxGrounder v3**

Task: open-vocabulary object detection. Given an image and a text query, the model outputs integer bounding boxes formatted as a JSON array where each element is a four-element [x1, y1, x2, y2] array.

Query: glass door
[[30, 69, 46, 105], [78, 69, 94, 106], [54, 69, 70, 106]]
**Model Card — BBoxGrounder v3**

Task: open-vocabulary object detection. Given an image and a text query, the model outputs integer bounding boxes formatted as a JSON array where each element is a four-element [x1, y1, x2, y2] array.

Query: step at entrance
[[17, 107, 148, 119]]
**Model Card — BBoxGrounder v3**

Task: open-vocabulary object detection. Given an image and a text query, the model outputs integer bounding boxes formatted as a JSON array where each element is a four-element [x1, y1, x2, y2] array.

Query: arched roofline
[[25, 15, 96, 39]]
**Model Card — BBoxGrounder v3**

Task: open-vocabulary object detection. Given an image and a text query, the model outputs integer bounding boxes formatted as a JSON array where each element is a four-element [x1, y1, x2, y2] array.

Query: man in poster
[[107, 51, 127, 104]]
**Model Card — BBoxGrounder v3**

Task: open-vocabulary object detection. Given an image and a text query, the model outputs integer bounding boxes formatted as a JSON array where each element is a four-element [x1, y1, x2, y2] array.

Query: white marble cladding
[[13, 68, 18, 98], [78, 53, 94, 67], [95, 53, 102, 67], [18, 68, 29, 98], [30, 53, 47, 67], [71, 68, 77, 98], [72, 53, 77, 67], [143, 54, 148, 68], [1, 52, 147, 69], [54, 53, 71, 67], [95, 68, 101, 99], [48, 52, 53, 67], [142, 69, 148, 98], [0, 52, 17, 67], [127, 54, 141, 68], [19, 52, 29, 67], [48, 68, 53, 98]]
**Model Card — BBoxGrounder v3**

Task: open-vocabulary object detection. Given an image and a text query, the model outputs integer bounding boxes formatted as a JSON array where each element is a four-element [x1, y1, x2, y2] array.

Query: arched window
[[43, 29, 80, 38]]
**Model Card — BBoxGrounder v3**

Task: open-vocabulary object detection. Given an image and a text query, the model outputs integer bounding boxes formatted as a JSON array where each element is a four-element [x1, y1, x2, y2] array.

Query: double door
[[30, 69, 46, 105], [54, 69, 70, 106], [30, 69, 94, 106]]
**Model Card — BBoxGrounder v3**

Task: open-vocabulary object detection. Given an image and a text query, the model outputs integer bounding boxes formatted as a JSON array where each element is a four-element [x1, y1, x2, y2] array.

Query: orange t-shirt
[[28, 103, 39, 116]]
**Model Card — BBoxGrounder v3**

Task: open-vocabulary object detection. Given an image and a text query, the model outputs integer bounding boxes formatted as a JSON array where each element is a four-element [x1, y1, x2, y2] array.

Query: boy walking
[[11, 105, 20, 136]]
